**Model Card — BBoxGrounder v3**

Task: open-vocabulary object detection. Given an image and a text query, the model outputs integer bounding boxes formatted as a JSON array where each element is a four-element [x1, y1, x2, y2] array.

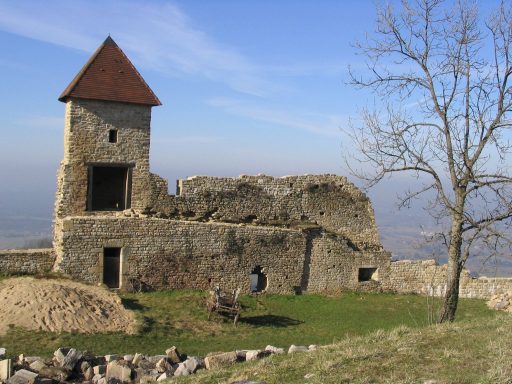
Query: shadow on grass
[[121, 298, 146, 311], [240, 315, 303, 327]]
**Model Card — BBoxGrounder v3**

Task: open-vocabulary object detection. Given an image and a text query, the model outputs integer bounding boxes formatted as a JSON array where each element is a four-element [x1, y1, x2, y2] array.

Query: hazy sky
[[0, 1, 506, 269], [0, 0, 381, 217]]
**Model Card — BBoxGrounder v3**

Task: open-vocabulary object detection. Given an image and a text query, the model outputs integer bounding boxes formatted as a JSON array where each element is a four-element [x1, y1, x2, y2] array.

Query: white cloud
[[207, 97, 345, 137], [0, 1, 281, 96]]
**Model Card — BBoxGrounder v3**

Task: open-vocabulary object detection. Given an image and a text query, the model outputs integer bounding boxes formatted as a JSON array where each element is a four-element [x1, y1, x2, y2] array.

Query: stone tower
[[53, 36, 161, 272]]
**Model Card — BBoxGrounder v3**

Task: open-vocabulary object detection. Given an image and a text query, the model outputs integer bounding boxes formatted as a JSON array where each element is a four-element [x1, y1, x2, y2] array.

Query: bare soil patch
[[0, 277, 135, 334]]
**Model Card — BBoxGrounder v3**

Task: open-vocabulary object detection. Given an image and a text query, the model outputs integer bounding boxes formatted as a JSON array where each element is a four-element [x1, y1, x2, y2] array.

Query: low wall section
[[0, 248, 55, 275], [56, 216, 391, 294], [58, 217, 307, 293], [387, 259, 512, 299]]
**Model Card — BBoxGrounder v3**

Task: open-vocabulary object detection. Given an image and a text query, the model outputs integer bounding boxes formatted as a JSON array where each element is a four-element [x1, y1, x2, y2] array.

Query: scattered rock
[[245, 350, 270, 361], [28, 361, 46, 373], [6, 369, 38, 384], [165, 347, 181, 364], [173, 364, 189, 377], [183, 357, 204, 373], [265, 345, 285, 354], [106, 361, 132, 383], [288, 345, 309, 354], [156, 372, 172, 381], [488, 293, 512, 312], [104, 355, 119, 363], [53, 348, 82, 371], [131, 353, 143, 367], [93, 365, 106, 375], [154, 358, 171, 374], [0, 359, 12, 381], [38, 366, 70, 382], [123, 355, 133, 363], [204, 352, 238, 370]]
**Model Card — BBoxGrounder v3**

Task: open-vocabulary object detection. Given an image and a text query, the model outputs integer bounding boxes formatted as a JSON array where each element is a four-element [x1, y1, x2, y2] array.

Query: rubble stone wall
[[57, 216, 390, 294], [155, 175, 381, 250], [307, 233, 391, 292], [0, 249, 55, 274], [386, 259, 512, 299], [59, 217, 307, 293]]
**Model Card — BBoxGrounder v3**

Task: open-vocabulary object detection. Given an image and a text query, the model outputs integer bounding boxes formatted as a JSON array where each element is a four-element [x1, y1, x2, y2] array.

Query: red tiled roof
[[59, 36, 161, 106]]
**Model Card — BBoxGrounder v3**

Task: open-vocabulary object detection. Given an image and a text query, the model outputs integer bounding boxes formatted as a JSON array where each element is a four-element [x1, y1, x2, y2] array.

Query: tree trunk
[[438, 213, 464, 323]]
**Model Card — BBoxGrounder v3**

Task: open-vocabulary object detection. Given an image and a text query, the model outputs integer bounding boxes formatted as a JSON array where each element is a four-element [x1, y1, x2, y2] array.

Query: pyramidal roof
[[59, 36, 161, 106]]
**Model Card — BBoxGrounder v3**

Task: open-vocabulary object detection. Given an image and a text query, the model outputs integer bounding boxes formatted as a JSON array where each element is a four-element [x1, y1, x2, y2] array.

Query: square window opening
[[358, 267, 378, 282], [87, 166, 132, 211]]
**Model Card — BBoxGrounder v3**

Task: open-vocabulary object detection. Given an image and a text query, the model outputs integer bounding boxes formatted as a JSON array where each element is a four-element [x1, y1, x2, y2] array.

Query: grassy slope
[[0, 289, 494, 362], [174, 313, 512, 384]]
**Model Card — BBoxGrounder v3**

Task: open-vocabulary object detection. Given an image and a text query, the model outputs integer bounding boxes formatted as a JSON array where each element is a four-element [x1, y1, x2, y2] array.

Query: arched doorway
[[249, 265, 267, 293]]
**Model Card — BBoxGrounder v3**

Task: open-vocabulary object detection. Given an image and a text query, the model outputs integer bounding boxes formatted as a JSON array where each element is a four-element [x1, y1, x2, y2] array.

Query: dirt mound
[[0, 277, 136, 335]]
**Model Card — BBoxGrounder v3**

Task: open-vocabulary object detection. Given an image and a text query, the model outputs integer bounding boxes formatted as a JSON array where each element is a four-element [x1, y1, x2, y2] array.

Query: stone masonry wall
[[0, 249, 55, 274], [59, 217, 307, 294], [386, 259, 512, 299], [307, 232, 391, 292], [148, 174, 381, 250], [58, 216, 390, 294], [54, 99, 155, 268]]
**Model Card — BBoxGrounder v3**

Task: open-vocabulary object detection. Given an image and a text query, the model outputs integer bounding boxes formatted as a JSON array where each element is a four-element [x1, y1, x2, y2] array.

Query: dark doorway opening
[[88, 166, 131, 211], [250, 266, 267, 293], [103, 247, 121, 288], [358, 267, 378, 282]]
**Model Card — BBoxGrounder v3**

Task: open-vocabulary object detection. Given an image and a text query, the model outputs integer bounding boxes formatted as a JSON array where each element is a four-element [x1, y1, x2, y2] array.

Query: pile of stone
[[0, 344, 317, 384], [487, 292, 512, 312]]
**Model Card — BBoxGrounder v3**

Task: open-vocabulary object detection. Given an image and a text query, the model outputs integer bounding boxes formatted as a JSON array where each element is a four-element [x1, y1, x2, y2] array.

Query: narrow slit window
[[108, 129, 118, 143]]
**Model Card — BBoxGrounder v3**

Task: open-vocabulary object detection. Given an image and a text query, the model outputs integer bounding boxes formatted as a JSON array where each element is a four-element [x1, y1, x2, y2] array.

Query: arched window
[[249, 265, 267, 293]]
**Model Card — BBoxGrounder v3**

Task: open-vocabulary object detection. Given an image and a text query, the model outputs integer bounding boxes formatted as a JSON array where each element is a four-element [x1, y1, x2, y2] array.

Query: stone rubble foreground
[[0, 344, 316, 384]]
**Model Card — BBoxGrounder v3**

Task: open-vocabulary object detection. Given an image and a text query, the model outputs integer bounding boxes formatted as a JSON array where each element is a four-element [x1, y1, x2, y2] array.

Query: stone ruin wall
[[147, 174, 382, 250], [307, 234, 391, 292], [57, 216, 390, 294], [0, 249, 55, 275], [386, 259, 512, 299], [49, 98, 390, 293]]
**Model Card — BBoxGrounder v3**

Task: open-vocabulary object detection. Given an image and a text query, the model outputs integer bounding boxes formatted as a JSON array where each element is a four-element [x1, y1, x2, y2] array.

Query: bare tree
[[349, 0, 512, 322]]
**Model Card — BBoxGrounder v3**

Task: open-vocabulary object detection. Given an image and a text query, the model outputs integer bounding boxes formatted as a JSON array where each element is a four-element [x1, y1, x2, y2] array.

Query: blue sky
[[0, 0, 379, 216], [0, 0, 508, 272]]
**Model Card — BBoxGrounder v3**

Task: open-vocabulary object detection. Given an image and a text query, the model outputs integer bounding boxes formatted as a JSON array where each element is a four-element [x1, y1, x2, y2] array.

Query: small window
[[108, 129, 118, 143], [358, 267, 378, 282]]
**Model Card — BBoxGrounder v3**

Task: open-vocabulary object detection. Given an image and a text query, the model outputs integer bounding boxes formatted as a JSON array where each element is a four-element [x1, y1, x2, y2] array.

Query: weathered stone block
[[204, 352, 238, 370]]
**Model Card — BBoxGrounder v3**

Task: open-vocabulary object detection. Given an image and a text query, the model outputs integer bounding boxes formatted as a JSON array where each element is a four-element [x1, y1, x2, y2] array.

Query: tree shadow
[[239, 315, 303, 327]]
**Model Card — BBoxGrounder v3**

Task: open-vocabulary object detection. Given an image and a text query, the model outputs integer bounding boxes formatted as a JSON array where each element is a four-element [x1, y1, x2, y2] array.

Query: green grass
[[0, 289, 495, 360], [173, 312, 512, 384]]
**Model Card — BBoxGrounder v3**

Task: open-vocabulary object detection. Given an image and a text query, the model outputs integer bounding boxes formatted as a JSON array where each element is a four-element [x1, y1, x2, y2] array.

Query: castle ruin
[[2, 36, 510, 299], [51, 36, 391, 293]]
